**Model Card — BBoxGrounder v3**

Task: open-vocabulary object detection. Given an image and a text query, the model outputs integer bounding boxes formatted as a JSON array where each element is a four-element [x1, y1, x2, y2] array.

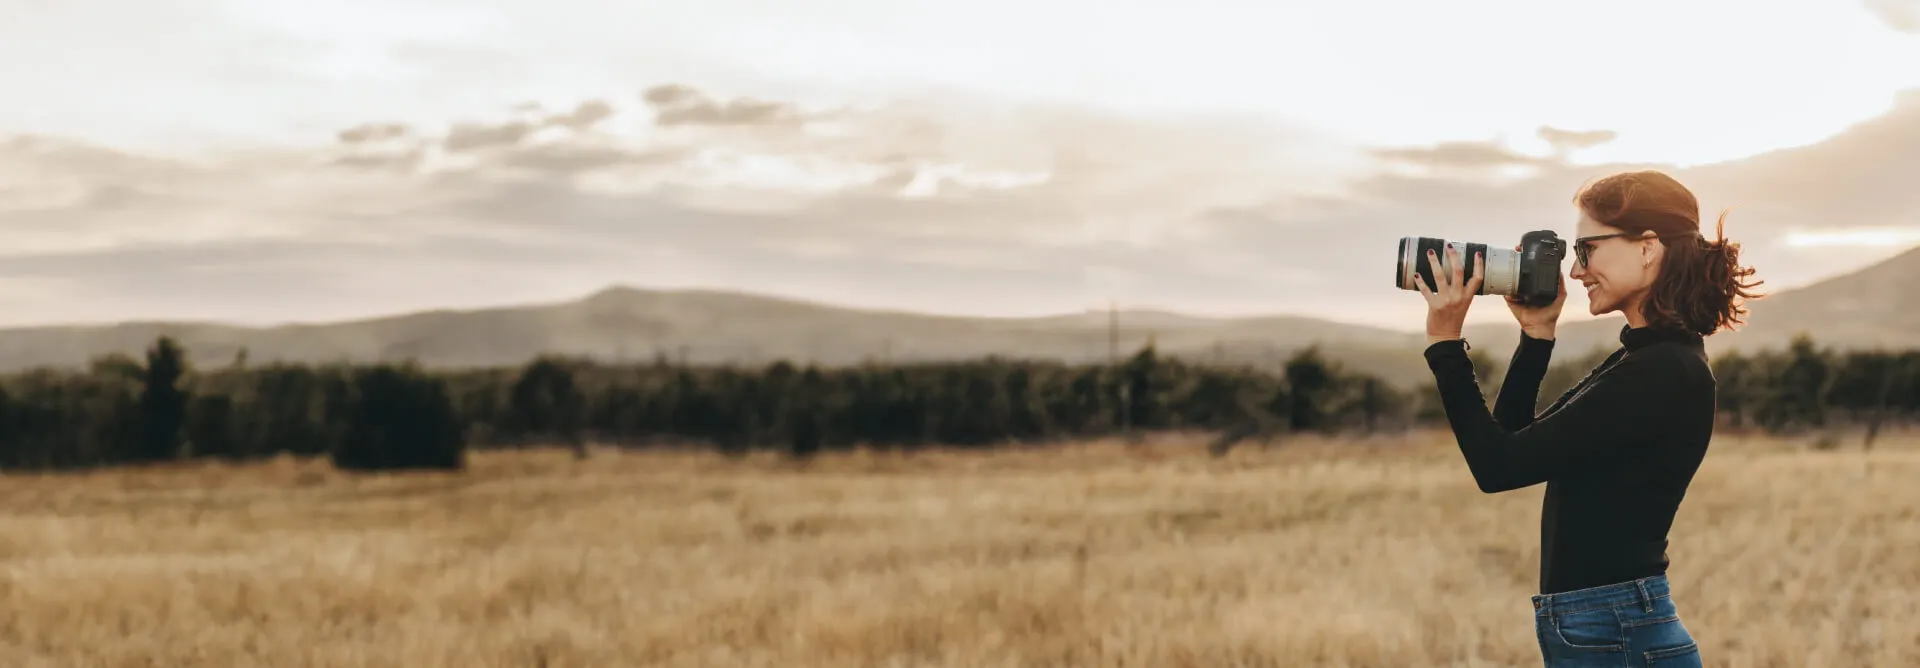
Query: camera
[[1395, 230, 1566, 306]]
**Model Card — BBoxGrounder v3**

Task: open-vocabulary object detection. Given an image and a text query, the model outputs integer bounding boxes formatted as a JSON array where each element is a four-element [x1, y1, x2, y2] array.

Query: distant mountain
[[0, 286, 1438, 382], [2, 244, 1915, 384]]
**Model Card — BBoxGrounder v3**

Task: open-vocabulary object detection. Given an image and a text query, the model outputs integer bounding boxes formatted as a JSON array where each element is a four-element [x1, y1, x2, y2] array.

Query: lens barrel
[[1397, 237, 1490, 294]]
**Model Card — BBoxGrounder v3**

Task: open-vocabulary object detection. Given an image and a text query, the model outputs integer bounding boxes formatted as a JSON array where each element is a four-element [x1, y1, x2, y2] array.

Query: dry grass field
[[0, 430, 1915, 667]]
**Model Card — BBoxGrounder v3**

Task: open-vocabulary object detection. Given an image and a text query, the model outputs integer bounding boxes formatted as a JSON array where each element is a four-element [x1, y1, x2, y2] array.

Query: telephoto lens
[[1395, 231, 1565, 306], [1396, 237, 1508, 294]]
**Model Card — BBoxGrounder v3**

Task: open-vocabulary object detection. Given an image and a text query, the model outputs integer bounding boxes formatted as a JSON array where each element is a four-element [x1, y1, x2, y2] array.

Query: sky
[[3, 0, 1920, 330]]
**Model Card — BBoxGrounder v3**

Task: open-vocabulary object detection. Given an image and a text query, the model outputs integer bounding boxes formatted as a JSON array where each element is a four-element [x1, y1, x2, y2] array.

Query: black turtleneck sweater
[[1424, 325, 1716, 594]]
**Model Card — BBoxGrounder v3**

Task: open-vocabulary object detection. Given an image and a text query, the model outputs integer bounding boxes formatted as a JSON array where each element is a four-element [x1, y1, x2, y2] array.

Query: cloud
[[641, 84, 807, 127], [337, 122, 409, 144], [1866, 0, 1920, 32], [324, 97, 650, 172], [440, 100, 615, 150], [338, 98, 629, 157], [1364, 125, 1620, 180], [546, 99, 615, 130], [443, 120, 538, 151], [495, 143, 686, 175], [331, 147, 426, 171], [4, 82, 1920, 330], [1371, 140, 1553, 169], [1537, 126, 1618, 153]]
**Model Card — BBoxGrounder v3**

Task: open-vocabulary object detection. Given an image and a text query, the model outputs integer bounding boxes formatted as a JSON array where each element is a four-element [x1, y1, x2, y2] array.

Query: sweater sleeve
[[1423, 339, 1675, 493], [1492, 332, 1555, 431]]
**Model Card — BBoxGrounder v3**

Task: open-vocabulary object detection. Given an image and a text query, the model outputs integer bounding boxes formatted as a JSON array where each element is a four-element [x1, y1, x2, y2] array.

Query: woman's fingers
[[1413, 269, 1437, 304], [1423, 247, 1489, 305], [1426, 249, 1449, 293], [1466, 252, 1485, 295], [1449, 245, 1465, 293]]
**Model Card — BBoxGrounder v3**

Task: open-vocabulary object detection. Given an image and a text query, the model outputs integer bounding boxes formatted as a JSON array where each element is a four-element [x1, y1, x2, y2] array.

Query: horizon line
[[0, 281, 1632, 335]]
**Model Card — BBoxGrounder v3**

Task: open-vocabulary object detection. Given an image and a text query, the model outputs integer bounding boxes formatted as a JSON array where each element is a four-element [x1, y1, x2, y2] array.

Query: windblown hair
[[1574, 170, 1765, 336]]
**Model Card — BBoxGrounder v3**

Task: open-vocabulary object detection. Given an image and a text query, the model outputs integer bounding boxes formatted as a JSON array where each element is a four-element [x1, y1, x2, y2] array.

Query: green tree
[[1284, 346, 1338, 432], [331, 365, 466, 471], [137, 336, 190, 463], [1122, 343, 1170, 430], [786, 365, 829, 459], [508, 356, 587, 455], [1763, 335, 1832, 432]]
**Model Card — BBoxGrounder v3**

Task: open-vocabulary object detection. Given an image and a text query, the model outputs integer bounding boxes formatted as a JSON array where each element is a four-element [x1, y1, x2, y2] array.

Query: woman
[[1411, 170, 1762, 667]]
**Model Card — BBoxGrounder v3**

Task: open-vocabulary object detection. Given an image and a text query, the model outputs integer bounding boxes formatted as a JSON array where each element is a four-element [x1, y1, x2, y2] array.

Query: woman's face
[[1568, 211, 1661, 318]]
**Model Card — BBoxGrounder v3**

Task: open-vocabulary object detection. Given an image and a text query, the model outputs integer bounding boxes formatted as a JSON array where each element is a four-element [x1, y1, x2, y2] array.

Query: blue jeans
[[1532, 575, 1702, 667]]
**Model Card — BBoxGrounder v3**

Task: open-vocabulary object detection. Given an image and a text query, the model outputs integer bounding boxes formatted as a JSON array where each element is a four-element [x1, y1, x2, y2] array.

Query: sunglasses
[[1572, 232, 1635, 268]]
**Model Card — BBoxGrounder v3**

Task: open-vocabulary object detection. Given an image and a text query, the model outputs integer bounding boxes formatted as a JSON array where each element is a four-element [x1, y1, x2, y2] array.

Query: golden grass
[[0, 429, 1915, 667]]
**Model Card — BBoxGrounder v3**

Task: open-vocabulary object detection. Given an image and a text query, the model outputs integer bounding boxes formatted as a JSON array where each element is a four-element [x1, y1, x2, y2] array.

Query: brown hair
[[1573, 170, 1764, 336]]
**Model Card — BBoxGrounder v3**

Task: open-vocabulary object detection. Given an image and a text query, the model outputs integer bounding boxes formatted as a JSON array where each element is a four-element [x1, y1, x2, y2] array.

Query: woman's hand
[[1504, 243, 1567, 340], [1414, 244, 1482, 344]]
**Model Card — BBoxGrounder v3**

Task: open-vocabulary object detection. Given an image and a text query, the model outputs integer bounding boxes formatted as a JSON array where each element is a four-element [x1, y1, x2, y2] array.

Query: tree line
[[0, 334, 1912, 472]]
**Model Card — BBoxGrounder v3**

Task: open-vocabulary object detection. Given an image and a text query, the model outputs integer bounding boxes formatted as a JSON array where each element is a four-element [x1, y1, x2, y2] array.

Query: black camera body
[[1396, 230, 1566, 306], [1512, 229, 1567, 306]]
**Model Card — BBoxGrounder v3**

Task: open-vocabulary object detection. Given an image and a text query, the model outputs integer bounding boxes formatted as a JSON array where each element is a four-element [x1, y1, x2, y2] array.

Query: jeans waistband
[[1530, 575, 1669, 615]]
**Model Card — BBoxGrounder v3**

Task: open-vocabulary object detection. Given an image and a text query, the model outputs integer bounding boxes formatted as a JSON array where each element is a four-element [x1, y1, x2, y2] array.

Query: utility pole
[[1110, 301, 1130, 436], [1107, 301, 1118, 365], [1866, 363, 1895, 450]]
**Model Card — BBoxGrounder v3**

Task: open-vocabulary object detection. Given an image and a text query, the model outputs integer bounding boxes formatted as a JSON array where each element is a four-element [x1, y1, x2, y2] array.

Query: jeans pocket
[[1625, 608, 1700, 666], [1550, 607, 1626, 652], [1644, 641, 1701, 666]]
